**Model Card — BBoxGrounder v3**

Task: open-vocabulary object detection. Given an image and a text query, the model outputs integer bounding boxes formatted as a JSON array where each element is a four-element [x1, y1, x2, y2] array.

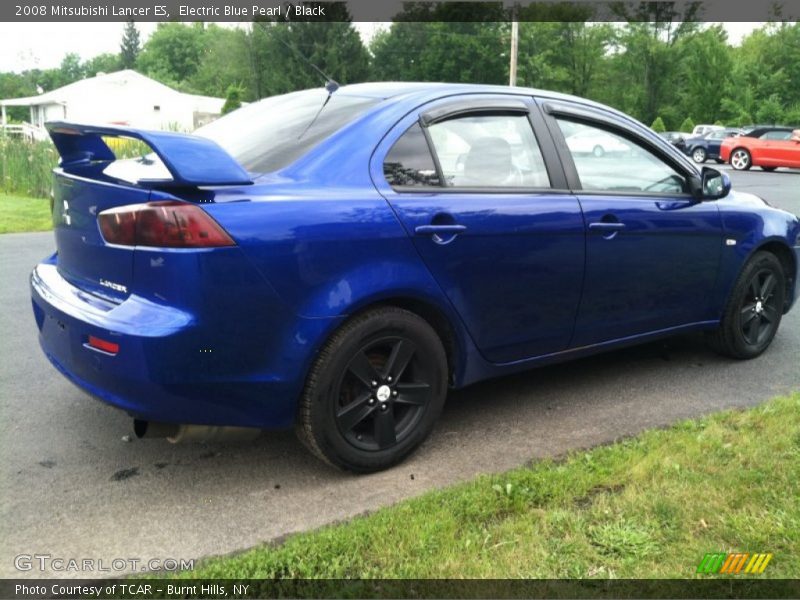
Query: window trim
[[387, 184, 574, 195], [419, 97, 529, 127]]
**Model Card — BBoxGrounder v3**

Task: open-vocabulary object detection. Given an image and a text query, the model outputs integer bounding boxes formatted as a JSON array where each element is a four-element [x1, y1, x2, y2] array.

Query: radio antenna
[[253, 20, 339, 93]]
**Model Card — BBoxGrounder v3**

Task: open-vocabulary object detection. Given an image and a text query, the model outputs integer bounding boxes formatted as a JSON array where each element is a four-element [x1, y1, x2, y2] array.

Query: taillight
[[98, 201, 235, 248]]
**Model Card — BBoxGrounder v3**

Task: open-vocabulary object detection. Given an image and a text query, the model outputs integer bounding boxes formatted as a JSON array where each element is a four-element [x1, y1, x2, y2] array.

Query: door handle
[[414, 224, 467, 235], [588, 222, 626, 231]]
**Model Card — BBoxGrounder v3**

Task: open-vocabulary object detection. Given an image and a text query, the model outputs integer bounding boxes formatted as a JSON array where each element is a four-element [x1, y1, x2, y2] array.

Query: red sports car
[[720, 127, 800, 171]]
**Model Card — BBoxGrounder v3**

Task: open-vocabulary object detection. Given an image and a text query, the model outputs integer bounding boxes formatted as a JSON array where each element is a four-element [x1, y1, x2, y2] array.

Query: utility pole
[[509, 17, 519, 86]]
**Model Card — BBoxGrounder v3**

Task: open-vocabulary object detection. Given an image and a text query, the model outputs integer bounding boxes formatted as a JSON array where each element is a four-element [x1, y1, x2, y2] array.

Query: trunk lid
[[45, 122, 252, 302], [52, 171, 150, 302]]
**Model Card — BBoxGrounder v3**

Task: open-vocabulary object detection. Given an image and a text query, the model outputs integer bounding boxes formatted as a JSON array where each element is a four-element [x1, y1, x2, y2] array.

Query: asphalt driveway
[[1, 168, 798, 578]]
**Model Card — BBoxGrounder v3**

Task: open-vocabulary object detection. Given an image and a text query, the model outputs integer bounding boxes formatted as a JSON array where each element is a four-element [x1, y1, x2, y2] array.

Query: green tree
[[0, 72, 37, 120], [650, 116, 666, 132], [679, 117, 695, 133], [84, 53, 121, 77], [783, 104, 800, 127], [137, 23, 206, 88], [726, 24, 791, 123], [250, 5, 370, 97], [755, 94, 784, 124], [189, 25, 254, 99], [221, 85, 243, 114], [120, 20, 141, 69], [516, 12, 613, 96], [370, 4, 507, 84], [673, 25, 733, 124], [604, 4, 700, 123], [56, 53, 85, 87]]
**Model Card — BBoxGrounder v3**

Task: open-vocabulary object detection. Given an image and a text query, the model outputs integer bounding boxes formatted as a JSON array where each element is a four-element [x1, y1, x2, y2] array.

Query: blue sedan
[[31, 83, 800, 472]]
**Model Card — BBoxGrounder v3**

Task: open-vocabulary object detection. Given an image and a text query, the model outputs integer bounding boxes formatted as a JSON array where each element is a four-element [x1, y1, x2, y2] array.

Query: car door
[[371, 95, 586, 364], [538, 100, 724, 347], [704, 130, 726, 158], [759, 130, 800, 166]]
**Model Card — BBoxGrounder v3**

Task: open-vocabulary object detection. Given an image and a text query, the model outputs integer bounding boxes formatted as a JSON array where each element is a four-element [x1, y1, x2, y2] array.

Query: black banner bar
[[3, 0, 800, 22], [3, 578, 800, 599]]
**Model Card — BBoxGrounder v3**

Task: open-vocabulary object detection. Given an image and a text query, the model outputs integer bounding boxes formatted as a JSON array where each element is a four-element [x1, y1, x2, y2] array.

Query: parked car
[[720, 126, 800, 171], [692, 124, 724, 136], [659, 131, 688, 151], [565, 128, 633, 157], [31, 83, 800, 472], [683, 128, 742, 163]]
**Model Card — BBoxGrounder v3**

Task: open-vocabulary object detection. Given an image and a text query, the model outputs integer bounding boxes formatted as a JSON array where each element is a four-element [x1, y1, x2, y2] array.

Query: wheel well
[[353, 298, 459, 386], [758, 241, 796, 312]]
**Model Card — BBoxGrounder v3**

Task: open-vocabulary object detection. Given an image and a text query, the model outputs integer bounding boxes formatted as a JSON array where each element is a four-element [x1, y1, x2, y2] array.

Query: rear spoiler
[[45, 121, 252, 187]]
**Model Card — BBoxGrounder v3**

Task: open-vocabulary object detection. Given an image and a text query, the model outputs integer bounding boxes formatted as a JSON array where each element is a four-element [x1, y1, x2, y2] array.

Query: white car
[[691, 124, 724, 136], [565, 130, 632, 157]]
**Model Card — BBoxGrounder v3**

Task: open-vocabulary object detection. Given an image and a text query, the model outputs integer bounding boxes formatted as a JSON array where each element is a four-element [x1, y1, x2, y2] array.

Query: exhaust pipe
[[133, 420, 260, 443]]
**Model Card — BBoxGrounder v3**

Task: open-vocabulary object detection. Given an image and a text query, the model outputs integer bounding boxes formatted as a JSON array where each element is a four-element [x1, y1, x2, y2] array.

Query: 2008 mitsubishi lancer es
[[30, 82, 800, 472]]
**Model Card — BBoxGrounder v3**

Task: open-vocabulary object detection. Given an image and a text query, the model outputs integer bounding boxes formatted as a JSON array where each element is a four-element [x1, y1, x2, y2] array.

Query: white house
[[0, 70, 225, 140]]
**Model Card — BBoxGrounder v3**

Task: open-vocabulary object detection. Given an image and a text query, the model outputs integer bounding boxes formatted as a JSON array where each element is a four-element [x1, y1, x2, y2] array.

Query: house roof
[[0, 70, 221, 107]]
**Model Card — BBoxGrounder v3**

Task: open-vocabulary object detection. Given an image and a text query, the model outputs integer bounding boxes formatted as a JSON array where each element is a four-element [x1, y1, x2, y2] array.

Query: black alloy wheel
[[737, 268, 782, 348], [708, 251, 786, 359], [335, 336, 433, 451], [297, 307, 447, 472]]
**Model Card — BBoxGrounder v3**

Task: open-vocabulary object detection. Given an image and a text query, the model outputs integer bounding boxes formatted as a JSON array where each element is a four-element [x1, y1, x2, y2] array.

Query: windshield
[[195, 88, 381, 174]]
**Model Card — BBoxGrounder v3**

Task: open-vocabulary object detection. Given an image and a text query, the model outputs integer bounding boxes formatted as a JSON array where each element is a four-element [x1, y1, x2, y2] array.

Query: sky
[[0, 21, 763, 74]]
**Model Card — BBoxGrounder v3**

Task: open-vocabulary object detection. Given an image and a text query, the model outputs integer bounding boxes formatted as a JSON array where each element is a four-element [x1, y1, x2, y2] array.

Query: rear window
[[195, 89, 380, 174]]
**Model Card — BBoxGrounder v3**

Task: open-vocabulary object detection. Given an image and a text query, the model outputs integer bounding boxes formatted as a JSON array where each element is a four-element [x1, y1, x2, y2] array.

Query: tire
[[692, 147, 707, 163], [296, 307, 448, 472], [761, 166, 777, 172], [708, 251, 786, 359], [592, 145, 605, 158], [730, 148, 752, 170]]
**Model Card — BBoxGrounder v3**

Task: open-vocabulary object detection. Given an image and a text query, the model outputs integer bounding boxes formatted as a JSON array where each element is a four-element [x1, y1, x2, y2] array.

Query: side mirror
[[696, 167, 731, 200]]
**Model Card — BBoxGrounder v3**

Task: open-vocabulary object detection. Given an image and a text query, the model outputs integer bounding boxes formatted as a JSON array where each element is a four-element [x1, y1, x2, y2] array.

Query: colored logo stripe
[[697, 553, 772, 574], [697, 553, 726, 574]]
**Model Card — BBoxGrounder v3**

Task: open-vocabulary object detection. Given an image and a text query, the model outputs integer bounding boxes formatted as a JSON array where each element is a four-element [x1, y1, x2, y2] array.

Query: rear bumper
[[30, 260, 329, 429]]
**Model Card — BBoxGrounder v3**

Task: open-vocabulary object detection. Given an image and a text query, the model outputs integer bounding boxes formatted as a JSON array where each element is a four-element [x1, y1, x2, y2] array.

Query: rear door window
[[427, 113, 551, 188]]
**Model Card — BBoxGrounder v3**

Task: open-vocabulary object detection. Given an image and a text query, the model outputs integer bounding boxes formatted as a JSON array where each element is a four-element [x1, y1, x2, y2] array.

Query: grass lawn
[[0, 193, 52, 233], [180, 392, 800, 580]]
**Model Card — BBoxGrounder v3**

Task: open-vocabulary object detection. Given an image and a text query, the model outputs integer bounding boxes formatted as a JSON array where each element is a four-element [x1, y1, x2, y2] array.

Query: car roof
[[745, 126, 794, 138], [337, 81, 622, 112]]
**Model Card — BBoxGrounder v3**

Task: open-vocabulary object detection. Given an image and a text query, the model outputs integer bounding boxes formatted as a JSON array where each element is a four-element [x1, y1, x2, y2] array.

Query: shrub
[[783, 104, 800, 127], [678, 117, 695, 133], [733, 112, 754, 128], [755, 94, 784, 125], [222, 85, 243, 115], [650, 117, 666, 133]]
